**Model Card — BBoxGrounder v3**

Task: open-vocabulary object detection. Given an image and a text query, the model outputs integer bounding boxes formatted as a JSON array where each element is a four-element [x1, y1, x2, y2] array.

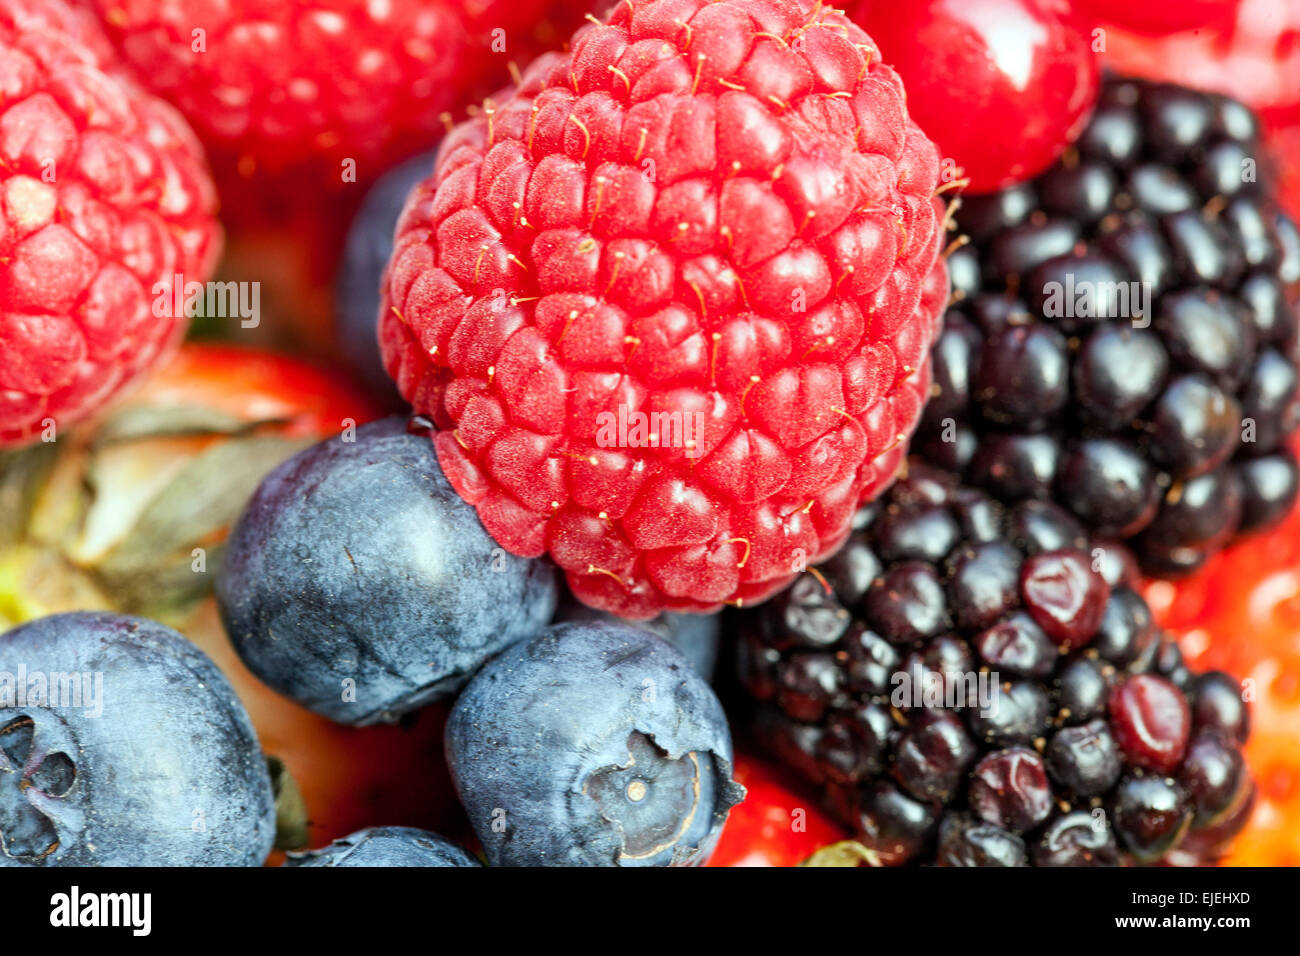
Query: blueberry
[[552, 595, 721, 680], [335, 150, 437, 407], [445, 621, 744, 866], [285, 827, 478, 867], [217, 416, 558, 724], [0, 612, 274, 866]]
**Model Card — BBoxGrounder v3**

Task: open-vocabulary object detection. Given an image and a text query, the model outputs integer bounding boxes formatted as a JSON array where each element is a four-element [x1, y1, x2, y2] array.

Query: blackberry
[[927, 77, 1300, 577], [736, 462, 1254, 866]]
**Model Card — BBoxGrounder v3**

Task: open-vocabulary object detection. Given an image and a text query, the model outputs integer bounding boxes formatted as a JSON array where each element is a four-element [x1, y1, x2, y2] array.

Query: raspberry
[[379, 0, 949, 618], [737, 462, 1255, 865], [92, 0, 478, 179], [0, 0, 220, 448]]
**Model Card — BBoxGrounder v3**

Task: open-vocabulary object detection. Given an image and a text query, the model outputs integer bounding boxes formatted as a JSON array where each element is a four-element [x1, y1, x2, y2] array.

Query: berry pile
[[4, 0, 1298, 875], [923, 77, 1300, 576], [737, 463, 1254, 865], [380, 0, 949, 618]]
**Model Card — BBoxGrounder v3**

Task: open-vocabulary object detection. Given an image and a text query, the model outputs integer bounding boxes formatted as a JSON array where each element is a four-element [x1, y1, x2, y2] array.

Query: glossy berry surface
[[924, 77, 1300, 578], [1076, 0, 1237, 36], [737, 462, 1254, 866], [705, 752, 847, 866], [0, 0, 221, 448], [1108, 674, 1191, 774], [446, 620, 744, 866], [852, 0, 1100, 194], [1101, 1, 1300, 126], [1143, 443, 1300, 866], [380, 0, 949, 618]]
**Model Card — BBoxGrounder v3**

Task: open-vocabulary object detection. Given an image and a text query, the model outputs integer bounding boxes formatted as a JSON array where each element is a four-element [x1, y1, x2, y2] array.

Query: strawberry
[[0, 0, 221, 449], [380, 0, 950, 618], [705, 752, 847, 867]]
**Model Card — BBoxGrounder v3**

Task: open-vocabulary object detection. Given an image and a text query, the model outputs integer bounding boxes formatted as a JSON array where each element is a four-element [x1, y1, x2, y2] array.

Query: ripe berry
[[0, 612, 274, 865], [921, 77, 1300, 577], [446, 621, 744, 866], [1190, 671, 1250, 744], [380, 0, 949, 617], [285, 827, 480, 867], [738, 462, 1255, 865], [1178, 731, 1248, 828], [217, 417, 559, 724], [1075, 0, 1237, 36], [93, 0, 479, 181], [1032, 810, 1121, 866], [1108, 674, 1191, 774], [1111, 772, 1194, 862], [969, 747, 1054, 832], [852, 0, 1101, 193], [1020, 550, 1110, 648], [937, 813, 1027, 866], [893, 710, 976, 804], [1046, 719, 1122, 796], [0, 0, 220, 448]]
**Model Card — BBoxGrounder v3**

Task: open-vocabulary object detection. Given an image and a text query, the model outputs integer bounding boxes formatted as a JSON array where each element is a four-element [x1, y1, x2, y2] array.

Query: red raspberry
[[92, 0, 481, 180], [380, 0, 949, 618], [0, 0, 220, 448]]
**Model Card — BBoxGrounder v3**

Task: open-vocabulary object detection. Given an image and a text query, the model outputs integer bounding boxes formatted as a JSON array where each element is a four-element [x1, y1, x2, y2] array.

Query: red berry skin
[[852, 0, 1100, 194], [1075, 0, 1237, 36], [93, 0, 475, 179], [1109, 675, 1192, 775], [380, 0, 949, 618], [1101, 1, 1300, 127], [1019, 550, 1110, 648], [0, 0, 221, 449]]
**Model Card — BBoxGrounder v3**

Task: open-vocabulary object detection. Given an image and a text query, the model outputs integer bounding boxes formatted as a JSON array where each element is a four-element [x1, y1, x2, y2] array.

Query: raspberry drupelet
[[0, 0, 220, 448], [380, 0, 950, 618]]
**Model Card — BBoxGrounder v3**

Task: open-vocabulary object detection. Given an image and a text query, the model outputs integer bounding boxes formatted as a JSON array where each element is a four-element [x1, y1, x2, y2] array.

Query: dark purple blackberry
[[736, 462, 1254, 867], [927, 77, 1300, 577]]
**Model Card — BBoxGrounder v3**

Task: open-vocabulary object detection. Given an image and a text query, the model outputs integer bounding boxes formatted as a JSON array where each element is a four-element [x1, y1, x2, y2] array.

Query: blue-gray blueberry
[[446, 621, 744, 866], [217, 416, 558, 725], [0, 612, 274, 866], [335, 150, 437, 407], [285, 826, 478, 867], [553, 596, 721, 681]]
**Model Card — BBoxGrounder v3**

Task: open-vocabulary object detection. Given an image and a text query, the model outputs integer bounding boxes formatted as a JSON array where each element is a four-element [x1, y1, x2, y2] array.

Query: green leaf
[[92, 404, 283, 447], [91, 434, 311, 616], [268, 756, 311, 852], [0, 443, 59, 549], [799, 840, 883, 868]]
